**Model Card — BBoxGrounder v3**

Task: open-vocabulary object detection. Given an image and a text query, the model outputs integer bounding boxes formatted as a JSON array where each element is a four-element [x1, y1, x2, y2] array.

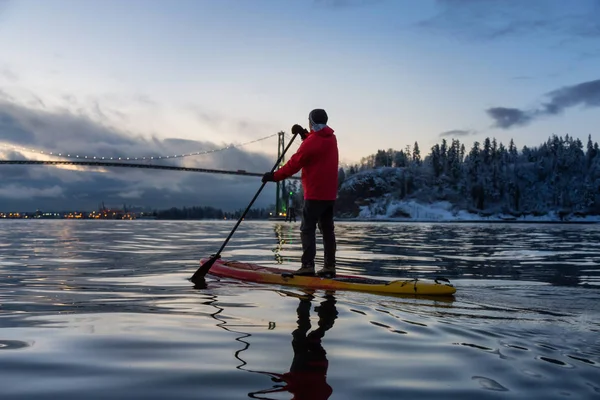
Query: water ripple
[[0, 220, 599, 399]]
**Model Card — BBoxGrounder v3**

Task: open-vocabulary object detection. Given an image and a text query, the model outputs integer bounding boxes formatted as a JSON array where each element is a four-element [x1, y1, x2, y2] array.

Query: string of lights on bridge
[[2, 132, 351, 170], [1, 133, 278, 162]]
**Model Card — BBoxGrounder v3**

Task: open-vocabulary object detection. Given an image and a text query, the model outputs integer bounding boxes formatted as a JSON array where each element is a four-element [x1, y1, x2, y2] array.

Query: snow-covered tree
[[394, 150, 409, 168], [338, 133, 599, 218], [412, 142, 421, 166]]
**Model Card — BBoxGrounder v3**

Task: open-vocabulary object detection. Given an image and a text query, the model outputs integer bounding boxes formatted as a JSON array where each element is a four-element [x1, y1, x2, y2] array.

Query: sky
[[0, 0, 599, 211]]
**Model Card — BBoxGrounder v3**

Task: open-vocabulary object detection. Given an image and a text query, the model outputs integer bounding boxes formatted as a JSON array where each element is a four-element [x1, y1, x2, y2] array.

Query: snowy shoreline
[[341, 200, 600, 224], [337, 218, 600, 224]]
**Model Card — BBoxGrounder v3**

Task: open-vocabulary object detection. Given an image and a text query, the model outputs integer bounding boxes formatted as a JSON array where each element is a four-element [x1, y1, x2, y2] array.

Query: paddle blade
[[192, 277, 207, 290], [190, 255, 219, 283]]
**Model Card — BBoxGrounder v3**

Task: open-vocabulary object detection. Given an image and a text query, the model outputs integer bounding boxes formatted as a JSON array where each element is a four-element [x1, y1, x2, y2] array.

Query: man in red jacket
[[262, 109, 339, 278]]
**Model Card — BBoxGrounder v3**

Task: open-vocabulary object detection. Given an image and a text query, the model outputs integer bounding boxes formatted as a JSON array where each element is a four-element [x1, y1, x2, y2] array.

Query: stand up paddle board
[[201, 258, 456, 296]]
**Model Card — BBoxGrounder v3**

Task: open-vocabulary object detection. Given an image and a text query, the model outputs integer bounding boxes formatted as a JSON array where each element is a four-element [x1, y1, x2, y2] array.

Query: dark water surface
[[1, 220, 599, 399]]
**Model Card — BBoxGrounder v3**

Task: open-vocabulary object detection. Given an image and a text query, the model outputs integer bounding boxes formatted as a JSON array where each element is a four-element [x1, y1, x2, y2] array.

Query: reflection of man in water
[[250, 293, 338, 400], [286, 206, 297, 223]]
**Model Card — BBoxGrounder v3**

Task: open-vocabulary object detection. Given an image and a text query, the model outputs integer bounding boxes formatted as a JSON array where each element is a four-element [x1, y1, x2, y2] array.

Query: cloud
[[486, 107, 532, 129], [0, 89, 14, 102], [193, 107, 279, 139], [0, 110, 37, 143], [134, 94, 158, 107], [542, 79, 600, 114], [0, 99, 279, 211], [0, 66, 18, 83], [439, 129, 477, 137], [420, 0, 600, 40], [0, 100, 138, 150], [487, 78, 600, 129], [0, 184, 63, 199], [118, 190, 143, 199]]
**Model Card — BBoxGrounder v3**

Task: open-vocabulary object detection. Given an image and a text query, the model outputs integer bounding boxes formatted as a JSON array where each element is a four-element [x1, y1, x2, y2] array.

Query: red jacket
[[273, 126, 338, 201]]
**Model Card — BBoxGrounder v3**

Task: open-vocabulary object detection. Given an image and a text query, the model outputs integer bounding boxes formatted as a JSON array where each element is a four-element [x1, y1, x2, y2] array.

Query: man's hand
[[261, 172, 275, 183], [291, 124, 309, 141]]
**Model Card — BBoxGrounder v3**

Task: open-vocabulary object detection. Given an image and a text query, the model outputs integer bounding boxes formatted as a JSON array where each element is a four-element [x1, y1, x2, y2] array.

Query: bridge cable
[[0, 133, 277, 162], [0, 160, 301, 180]]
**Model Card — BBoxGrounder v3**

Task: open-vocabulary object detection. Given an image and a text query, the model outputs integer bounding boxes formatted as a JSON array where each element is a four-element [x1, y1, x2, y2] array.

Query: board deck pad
[[281, 272, 390, 285], [200, 258, 456, 296]]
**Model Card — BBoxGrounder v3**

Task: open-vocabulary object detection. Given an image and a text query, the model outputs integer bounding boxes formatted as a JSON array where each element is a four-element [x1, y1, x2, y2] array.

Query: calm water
[[1, 220, 599, 399]]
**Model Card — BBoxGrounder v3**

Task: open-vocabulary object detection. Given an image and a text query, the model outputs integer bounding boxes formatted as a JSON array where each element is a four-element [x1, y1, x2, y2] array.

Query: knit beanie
[[309, 109, 328, 126]]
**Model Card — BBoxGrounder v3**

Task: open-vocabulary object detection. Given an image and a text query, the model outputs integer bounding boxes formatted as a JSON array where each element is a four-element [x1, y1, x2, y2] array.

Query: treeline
[[151, 134, 600, 220], [154, 206, 272, 220], [337, 134, 600, 217]]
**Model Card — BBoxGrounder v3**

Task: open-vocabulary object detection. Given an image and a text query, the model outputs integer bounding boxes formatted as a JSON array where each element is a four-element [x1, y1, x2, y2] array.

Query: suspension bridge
[[0, 132, 301, 216]]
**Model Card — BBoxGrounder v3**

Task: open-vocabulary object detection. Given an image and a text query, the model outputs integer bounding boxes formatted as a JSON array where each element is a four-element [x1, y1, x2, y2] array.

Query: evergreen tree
[[387, 148, 396, 166], [509, 139, 518, 161], [336, 133, 598, 218], [394, 150, 408, 168], [430, 144, 442, 177], [498, 143, 507, 165], [587, 134, 597, 169], [440, 139, 448, 173], [338, 168, 346, 187], [375, 149, 393, 168], [448, 139, 461, 181], [412, 142, 421, 166], [467, 141, 481, 180]]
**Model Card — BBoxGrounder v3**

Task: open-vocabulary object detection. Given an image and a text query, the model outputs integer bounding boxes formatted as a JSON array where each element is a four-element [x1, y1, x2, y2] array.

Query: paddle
[[190, 132, 299, 284]]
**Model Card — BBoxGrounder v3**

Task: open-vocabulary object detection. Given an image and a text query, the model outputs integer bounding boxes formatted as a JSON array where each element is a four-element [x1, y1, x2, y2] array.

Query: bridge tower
[[275, 131, 287, 217]]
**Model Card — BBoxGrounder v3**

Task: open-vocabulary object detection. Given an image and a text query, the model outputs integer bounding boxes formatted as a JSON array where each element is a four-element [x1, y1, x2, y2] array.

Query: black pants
[[301, 200, 336, 268]]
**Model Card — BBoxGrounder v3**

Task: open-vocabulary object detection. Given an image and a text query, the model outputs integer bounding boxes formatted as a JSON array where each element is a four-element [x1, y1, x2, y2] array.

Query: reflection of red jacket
[[281, 370, 332, 400], [273, 126, 338, 201]]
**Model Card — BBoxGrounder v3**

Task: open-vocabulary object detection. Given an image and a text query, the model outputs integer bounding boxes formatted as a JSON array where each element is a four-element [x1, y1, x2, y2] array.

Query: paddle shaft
[[190, 132, 299, 281]]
